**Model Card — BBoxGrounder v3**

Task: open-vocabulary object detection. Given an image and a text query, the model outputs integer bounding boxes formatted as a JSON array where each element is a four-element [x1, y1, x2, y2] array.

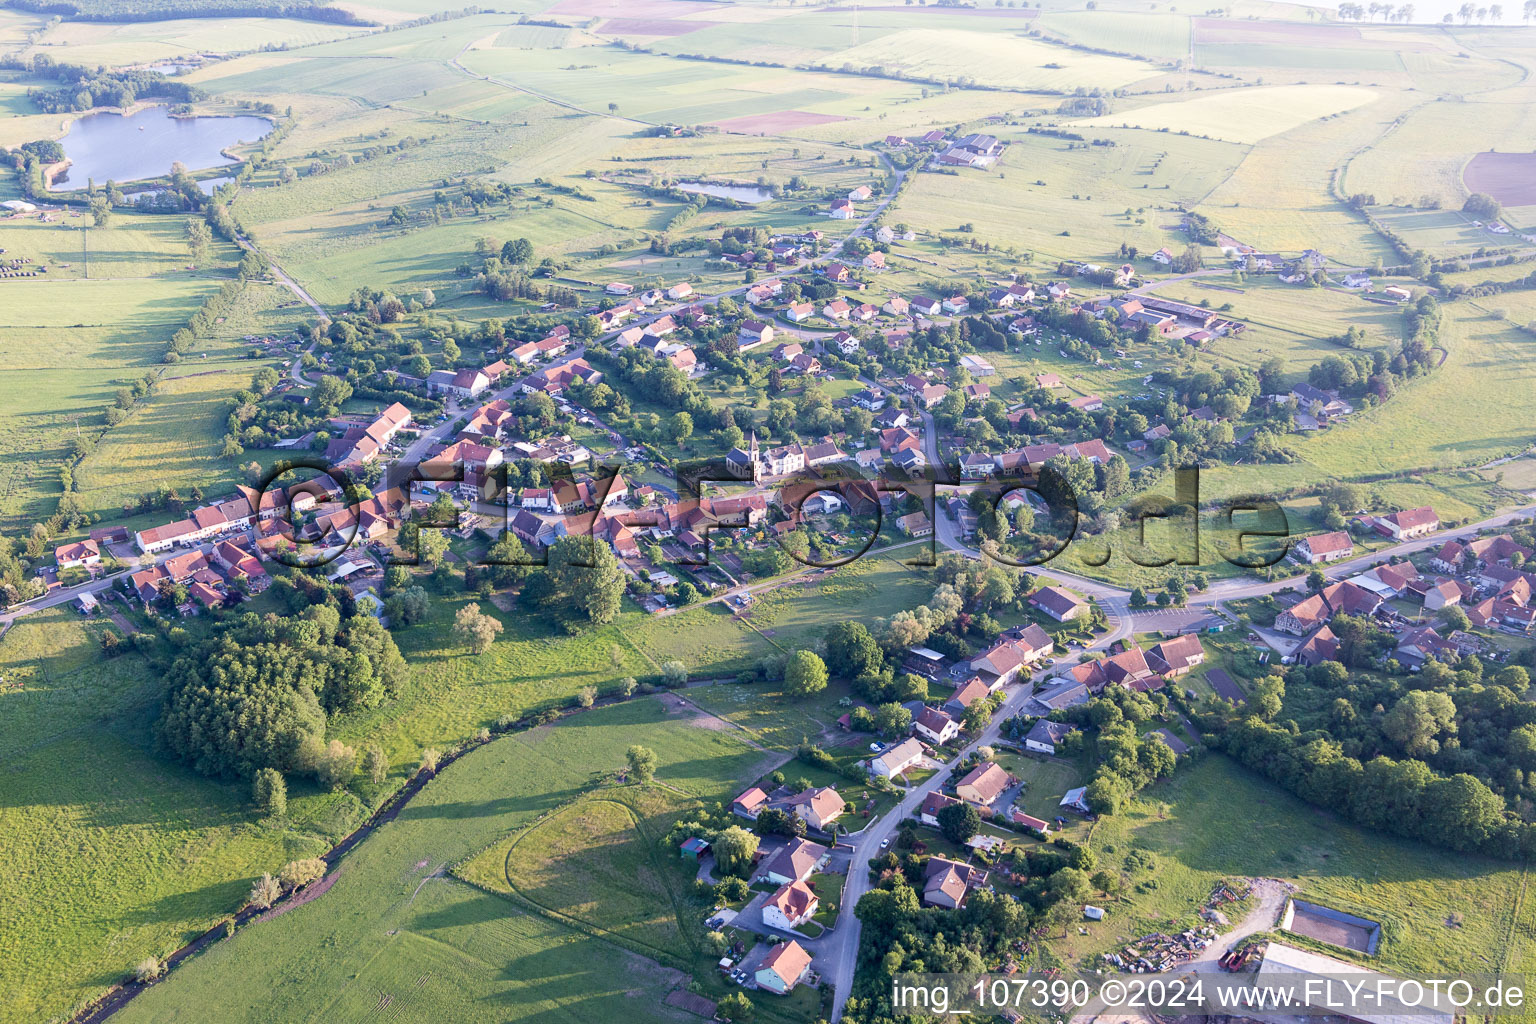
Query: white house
[[912, 706, 959, 745], [869, 737, 924, 778], [757, 838, 830, 886], [762, 881, 819, 932]]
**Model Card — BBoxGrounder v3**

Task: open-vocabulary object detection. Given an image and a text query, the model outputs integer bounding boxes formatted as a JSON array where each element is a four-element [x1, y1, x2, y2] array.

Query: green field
[[0, 213, 274, 529], [111, 698, 775, 1024], [0, 608, 335, 1024], [1070, 757, 1536, 985]]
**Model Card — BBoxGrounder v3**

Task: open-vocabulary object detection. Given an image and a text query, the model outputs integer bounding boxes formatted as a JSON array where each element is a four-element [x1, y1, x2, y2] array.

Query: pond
[[675, 181, 773, 204], [49, 106, 272, 192]]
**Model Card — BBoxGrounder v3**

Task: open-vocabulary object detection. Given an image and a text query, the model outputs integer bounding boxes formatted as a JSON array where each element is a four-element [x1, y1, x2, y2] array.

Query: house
[[863, 251, 886, 271], [923, 858, 989, 909], [822, 262, 852, 283], [836, 331, 863, 353], [425, 368, 491, 399], [955, 762, 1013, 808], [790, 353, 822, 376], [910, 296, 942, 316], [785, 302, 815, 323], [738, 320, 774, 350], [666, 282, 693, 300], [762, 881, 819, 931], [1068, 395, 1104, 412], [896, 512, 932, 537], [941, 295, 969, 314], [605, 282, 634, 296], [1376, 506, 1440, 541], [829, 198, 855, 219], [733, 786, 770, 819], [1031, 585, 1087, 622], [1069, 645, 1159, 692], [1290, 382, 1353, 420], [913, 706, 960, 745], [785, 786, 844, 831], [135, 519, 197, 554], [919, 791, 960, 827], [917, 383, 948, 409], [1060, 786, 1092, 814], [1025, 719, 1077, 755], [869, 736, 925, 778], [1275, 580, 1382, 634], [1295, 624, 1340, 666], [772, 341, 804, 362], [56, 539, 102, 570], [1424, 579, 1463, 611], [1396, 625, 1455, 670], [1146, 633, 1205, 677], [757, 837, 830, 886], [1012, 810, 1051, 836], [969, 625, 1053, 686], [1151, 247, 1174, 265], [852, 388, 887, 412], [883, 295, 909, 316], [1294, 531, 1353, 564], [848, 184, 874, 201], [1342, 272, 1372, 289], [945, 676, 991, 716], [822, 299, 852, 321], [755, 940, 814, 994]]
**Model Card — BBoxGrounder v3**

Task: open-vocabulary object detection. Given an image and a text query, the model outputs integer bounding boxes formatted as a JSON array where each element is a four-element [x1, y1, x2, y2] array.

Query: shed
[[680, 837, 711, 861], [1084, 905, 1105, 921]]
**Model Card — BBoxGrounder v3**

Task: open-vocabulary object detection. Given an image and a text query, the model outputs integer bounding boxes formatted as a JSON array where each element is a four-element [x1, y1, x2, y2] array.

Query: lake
[[49, 106, 272, 192], [676, 181, 773, 204]]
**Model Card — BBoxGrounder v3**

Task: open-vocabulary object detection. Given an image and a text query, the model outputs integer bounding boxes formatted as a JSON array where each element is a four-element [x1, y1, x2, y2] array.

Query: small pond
[[49, 106, 272, 191]]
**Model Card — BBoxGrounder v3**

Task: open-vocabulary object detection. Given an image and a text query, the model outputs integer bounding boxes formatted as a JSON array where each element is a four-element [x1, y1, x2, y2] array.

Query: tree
[[936, 801, 981, 844], [533, 536, 627, 625], [278, 857, 327, 890], [1439, 603, 1471, 632], [453, 603, 504, 653], [1090, 869, 1121, 897], [1382, 690, 1457, 756], [253, 767, 287, 816], [668, 410, 694, 446], [718, 991, 755, 1023], [713, 825, 760, 877], [784, 649, 829, 697], [314, 739, 357, 791], [825, 621, 882, 678], [420, 747, 440, 773], [874, 701, 912, 737], [185, 218, 212, 263], [133, 958, 164, 984], [626, 744, 657, 783], [362, 742, 387, 784], [577, 685, 597, 707], [1307, 569, 1326, 593], [248, 872, 281, 910], [500, 237, 534, 264], [662, 660, 688, 685]]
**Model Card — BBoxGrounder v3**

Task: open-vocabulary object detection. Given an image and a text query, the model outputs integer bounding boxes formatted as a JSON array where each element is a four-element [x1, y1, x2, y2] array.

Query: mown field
[[0, 213, 262, 529], [111, 698, 774, 1024], [1071, 84, 1379, 146]]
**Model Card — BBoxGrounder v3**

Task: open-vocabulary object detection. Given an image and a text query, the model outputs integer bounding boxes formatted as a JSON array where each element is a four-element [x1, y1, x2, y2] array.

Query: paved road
[[826, 662, 1055, 1020]]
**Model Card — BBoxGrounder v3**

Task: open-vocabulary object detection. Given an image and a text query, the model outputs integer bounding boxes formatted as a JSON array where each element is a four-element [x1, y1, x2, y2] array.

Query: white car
[[869, 742, 882, 752], [880, 838, 891, 849]]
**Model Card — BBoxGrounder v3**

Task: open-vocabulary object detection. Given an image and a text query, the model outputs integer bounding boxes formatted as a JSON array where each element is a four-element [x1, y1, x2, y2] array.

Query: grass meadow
[[0, 608, 332, 1024], [889, 128, 1245, 266], [0, 214, 273, 529], [1071, 756, 1536, 991], [110, 698, 776, 1024]]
